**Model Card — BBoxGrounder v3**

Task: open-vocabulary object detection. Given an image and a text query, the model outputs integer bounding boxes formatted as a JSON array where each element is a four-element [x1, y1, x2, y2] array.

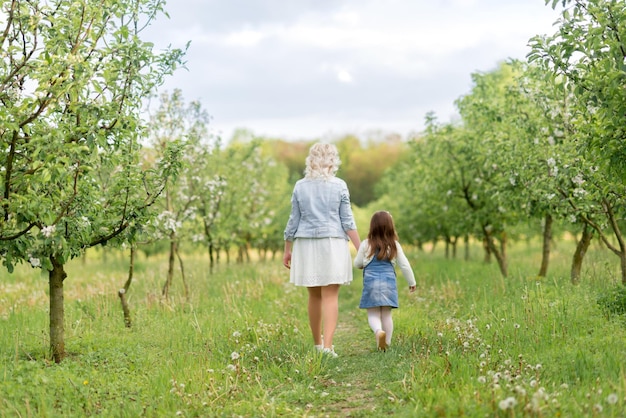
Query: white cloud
[[145, 0, 564, 141]]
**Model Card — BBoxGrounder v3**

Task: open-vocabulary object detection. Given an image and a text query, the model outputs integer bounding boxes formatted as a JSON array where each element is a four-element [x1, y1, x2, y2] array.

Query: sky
[[144, 0, 564, 142]]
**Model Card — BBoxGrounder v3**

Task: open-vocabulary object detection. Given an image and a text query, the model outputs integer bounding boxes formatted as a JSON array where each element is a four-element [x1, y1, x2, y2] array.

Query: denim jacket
[[284, 177, 357, 241]]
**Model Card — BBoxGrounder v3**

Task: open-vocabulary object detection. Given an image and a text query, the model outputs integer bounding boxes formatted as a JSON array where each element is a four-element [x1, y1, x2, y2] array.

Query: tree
[[529, 0, 626, 283], [146, 89, 211, 299], [0, 0, 185, 362]]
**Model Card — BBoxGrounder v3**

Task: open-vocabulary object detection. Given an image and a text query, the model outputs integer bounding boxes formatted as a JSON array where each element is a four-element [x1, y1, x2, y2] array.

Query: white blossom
[[41, 225, 56, 238], [571, 173, 585, 186]]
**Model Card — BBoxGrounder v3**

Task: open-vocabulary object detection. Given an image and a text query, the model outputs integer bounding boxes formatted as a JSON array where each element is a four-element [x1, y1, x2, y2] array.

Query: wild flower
[[230, 351, 240, 360], [498, 396, 517, 410], [607, 393, 618, 404]]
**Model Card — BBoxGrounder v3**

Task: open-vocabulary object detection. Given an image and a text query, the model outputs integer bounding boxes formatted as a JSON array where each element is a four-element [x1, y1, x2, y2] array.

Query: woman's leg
[[307, 287, 323, 346], [321, 284, 340, 349], [380, 306, 393, 345]]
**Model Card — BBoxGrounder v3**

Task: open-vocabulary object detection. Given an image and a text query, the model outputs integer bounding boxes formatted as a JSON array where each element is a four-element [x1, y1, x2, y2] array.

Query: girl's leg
[[380, 306, 393, 345], [367, 307, 383, 333], [321, 284, 340, 349], [367, 307, 387, 350], [307, 287, 323, 346]]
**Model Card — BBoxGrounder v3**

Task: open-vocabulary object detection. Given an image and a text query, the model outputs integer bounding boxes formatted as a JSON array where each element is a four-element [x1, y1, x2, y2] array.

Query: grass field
[[1, 239, 625, 417]]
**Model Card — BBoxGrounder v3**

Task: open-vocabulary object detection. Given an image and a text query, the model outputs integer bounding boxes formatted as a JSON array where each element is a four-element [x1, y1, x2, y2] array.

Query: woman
[[283, 143, 360, 357]]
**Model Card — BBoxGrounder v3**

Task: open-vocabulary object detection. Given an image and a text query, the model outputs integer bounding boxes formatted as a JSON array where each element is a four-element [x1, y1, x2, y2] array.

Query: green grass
[[1, 241, 626, 417]]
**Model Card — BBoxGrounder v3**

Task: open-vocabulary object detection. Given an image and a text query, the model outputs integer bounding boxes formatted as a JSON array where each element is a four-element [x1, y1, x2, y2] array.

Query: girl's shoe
[[376, 330, 387, 351]]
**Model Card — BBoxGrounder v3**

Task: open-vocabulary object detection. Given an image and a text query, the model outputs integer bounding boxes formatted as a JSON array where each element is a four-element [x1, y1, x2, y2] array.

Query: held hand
[[409, 285, 416, 293], [283, 252, 292, 269]]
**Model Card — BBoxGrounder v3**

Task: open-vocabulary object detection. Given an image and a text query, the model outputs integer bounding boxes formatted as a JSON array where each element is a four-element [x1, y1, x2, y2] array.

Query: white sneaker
[[322, 347, 338, 358]]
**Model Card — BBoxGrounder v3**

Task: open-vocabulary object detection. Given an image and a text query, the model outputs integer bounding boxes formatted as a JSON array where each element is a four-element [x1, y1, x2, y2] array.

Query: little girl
[[354, 211, 416, 351]]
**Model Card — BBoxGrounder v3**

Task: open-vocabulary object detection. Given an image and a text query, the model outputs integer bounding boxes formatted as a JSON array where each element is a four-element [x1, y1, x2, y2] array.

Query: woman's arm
[[346, 229, 361, 251], [283, 240, 293, 269]]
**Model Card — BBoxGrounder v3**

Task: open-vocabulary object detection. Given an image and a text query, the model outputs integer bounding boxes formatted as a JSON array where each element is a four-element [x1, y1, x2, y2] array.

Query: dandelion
[[226, 364, 236, 372], [607, 393, 618, 404], [232, 331, 241, 338], [514, 323, 520, 329], [477, 376, 486, 384], [230, 351, 240, 360], [498, 396, 518, 410]]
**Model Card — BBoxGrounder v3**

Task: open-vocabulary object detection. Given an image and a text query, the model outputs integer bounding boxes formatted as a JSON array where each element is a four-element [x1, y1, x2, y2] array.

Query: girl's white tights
[[367, 307, 393, 345]]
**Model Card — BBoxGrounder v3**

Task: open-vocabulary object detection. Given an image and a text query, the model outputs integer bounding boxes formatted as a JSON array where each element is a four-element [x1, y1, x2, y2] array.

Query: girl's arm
[[395, 241, 416, 288]]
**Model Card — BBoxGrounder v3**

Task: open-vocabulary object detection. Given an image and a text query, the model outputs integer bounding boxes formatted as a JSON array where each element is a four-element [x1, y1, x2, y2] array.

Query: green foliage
[[597, 284, 626, 318], [0, 0, 186, 271]]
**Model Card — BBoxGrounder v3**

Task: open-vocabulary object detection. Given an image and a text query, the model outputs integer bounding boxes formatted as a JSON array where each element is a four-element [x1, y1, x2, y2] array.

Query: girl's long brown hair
[[367, 211, 398, 261]]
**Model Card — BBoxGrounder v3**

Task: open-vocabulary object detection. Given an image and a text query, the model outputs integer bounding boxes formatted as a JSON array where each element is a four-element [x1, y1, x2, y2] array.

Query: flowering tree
[[0, 0, 184, 362], [529, 0, 626, 283], [191, 137, 290, 270], [145, 89, 211, 298]]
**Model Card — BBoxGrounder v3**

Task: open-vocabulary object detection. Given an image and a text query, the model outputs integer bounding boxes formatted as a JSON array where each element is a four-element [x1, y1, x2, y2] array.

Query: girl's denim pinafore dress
[[358, 253, 399, 309]]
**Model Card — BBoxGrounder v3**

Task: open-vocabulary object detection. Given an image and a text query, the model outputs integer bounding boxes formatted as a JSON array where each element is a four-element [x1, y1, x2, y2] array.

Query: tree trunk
[[464, 234, 470, 261], [484, 229, 508, 278], [482, 236, 491, 263], [49, 256, 67, 363], [175, 246, 189, 300], [208, 242, 215, 273], [538, 213, 553, 277], [118, 245, 136, 328], [162, 234, 177, 298], [571, 224, 593, 285], [451, 236, 458, 259]]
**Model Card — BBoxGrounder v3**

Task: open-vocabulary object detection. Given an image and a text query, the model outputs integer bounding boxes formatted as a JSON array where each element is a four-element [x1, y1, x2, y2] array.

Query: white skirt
[[290, 237, 353, 287]]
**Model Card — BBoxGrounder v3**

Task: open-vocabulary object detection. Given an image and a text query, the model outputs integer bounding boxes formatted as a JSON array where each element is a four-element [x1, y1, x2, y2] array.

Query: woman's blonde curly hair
[[304, 143, 341, 179]]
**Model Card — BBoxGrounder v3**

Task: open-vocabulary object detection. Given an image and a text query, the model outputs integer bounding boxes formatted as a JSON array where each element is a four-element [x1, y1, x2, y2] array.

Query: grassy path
[[305, 281, 415, 417]]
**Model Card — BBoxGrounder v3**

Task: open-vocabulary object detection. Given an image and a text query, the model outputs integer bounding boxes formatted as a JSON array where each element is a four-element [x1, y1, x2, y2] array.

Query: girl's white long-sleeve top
[[353, 239, 416, 287]]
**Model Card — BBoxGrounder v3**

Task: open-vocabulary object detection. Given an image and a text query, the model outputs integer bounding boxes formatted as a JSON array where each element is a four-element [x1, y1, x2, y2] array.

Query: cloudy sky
[[144, 0, 563, 141]]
